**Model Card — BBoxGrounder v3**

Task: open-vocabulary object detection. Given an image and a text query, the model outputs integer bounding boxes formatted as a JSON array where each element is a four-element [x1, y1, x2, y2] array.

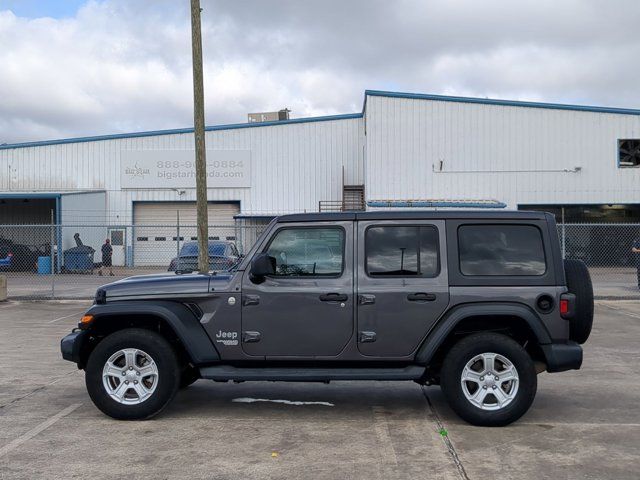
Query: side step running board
[[199, 365, 425, 382]]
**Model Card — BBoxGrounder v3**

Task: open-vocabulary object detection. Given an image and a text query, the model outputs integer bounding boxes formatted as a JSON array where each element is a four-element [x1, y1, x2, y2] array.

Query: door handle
[[407, 292, 437, 302], [319, 293, 348, 302]]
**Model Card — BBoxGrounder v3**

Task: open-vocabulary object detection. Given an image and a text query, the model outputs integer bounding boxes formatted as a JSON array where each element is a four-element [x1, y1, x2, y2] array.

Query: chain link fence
[[559, 223, 640, 298], [0, 223, 268, 299], [1, 221, 638, 299]]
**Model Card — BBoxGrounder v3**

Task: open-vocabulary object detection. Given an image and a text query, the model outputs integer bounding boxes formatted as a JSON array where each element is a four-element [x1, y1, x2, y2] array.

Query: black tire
[[85, 328, 180, 420], [179, 366, 200, 389], [563, 259, 594, 344], [440, 333, 537, 427]]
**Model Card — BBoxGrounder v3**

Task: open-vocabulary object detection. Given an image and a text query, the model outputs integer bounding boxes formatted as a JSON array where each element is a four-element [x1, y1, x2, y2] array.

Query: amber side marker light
[[79, 315, 94, 329]]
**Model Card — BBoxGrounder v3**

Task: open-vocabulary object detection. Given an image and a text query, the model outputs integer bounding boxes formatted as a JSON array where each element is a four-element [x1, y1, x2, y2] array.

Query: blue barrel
[[37, 256, 51, 275]]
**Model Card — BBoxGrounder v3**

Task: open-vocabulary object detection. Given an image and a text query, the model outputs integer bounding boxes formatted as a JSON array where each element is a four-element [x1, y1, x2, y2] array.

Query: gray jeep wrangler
[[61, 211, 593, 426]]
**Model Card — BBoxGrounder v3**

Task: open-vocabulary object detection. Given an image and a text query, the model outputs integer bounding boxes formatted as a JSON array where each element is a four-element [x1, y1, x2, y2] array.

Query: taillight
[[560, 293, 575, 319]]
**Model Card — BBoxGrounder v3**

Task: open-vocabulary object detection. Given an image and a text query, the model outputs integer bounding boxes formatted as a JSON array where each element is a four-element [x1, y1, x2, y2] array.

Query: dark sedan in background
[[168, 241, 240, 272], [0, 242, 43, 272]]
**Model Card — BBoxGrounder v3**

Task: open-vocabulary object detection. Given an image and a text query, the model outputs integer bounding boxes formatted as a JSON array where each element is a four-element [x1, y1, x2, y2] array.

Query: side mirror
[[249, 252, 276, 282]]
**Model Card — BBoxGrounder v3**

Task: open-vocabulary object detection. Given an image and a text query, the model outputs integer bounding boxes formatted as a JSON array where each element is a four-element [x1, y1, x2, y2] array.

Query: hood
[[97, 271, 235, 300]]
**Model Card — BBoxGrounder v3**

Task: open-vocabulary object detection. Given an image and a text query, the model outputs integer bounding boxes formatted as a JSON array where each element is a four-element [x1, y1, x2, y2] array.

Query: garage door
[[133, 202, 240, 267]]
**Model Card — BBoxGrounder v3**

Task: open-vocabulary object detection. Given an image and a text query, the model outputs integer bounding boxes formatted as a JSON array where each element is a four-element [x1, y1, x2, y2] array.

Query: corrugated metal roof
[[4, 88, 640, 151], [0, 113, 362, 150], [365, 90, 640, 116]]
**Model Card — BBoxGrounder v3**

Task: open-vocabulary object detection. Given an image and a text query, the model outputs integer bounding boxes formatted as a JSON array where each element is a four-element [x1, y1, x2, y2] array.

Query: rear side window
[[458, 225, 546, 276], [365, 225, 439, 277]]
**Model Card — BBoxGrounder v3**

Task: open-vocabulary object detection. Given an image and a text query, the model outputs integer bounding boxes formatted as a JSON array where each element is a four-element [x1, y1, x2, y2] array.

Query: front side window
[[458, 225, 546, 276], [365, 225, 439, 277], [266, 227, 344, 276]]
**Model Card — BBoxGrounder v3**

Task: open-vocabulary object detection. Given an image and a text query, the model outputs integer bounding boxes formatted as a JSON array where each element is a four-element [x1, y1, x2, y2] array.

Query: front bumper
[[60, 330, 88, 365], [541, 341, 583, 372]]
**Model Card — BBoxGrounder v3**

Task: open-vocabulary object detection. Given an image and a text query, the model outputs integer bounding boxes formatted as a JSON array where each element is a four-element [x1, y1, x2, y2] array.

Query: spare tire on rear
[[563, 259, 594, 344]]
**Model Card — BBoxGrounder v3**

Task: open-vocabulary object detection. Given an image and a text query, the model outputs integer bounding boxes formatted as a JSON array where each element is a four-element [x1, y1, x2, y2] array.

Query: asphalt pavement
[[0, 300, 638, 479]]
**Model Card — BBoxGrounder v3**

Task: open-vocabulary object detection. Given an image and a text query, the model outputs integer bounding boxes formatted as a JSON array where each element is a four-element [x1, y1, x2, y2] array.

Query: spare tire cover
[[563, 259, 594, 344]]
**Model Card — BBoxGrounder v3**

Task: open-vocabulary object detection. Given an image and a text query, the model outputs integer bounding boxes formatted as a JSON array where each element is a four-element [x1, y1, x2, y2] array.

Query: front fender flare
[[414, 303, 552, 366], [85, 301, 219, 364]]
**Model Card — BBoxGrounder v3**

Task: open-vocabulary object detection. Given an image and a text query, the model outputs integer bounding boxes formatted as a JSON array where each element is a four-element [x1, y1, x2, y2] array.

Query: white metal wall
[[364, 95, 640, 208], [0, 116, 364, 221], [4, 94, 640, 217]]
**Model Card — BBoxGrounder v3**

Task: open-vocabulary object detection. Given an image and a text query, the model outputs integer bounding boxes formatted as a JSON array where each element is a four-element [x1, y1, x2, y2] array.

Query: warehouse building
[[1, 89, 640, 266]]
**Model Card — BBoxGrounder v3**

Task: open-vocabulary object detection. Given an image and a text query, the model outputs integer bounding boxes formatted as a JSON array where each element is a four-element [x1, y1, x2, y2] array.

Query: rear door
[[356, 220, 449, 357]]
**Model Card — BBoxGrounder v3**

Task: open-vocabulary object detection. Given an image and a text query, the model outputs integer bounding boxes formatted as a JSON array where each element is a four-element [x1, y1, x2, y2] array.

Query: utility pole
[[190, 0, 209, 274]]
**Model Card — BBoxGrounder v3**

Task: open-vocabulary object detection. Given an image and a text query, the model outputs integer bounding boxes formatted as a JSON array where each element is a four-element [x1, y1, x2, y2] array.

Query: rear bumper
[[541, 341, 583, 372], [60, 330, 87, 365]]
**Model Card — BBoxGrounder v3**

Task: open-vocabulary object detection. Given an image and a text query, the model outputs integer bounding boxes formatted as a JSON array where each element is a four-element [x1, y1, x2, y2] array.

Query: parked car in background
[[168, 241, 240, 272], [0, 242, 42, 272]]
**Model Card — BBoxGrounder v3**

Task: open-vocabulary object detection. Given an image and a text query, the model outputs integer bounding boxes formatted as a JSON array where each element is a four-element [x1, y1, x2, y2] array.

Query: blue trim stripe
[[0, 113, 362, 150], [367, 200, 507, 209], [365, 90, 640, 116], [0, 193, 61, 199]]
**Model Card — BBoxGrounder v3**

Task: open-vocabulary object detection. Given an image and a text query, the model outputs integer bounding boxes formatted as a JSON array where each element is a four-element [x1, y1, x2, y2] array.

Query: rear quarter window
[[458, 224, 546, 276]]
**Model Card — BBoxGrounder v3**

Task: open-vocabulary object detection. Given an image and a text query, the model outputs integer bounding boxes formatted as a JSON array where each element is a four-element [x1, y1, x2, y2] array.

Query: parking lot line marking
[[232, 397, 334, 406], [421, 388, 469, 480], [0, 403, 81, 458], [46, 310, 84, 324], [372, 406, 398, 466], [0, 372, 76, 410]]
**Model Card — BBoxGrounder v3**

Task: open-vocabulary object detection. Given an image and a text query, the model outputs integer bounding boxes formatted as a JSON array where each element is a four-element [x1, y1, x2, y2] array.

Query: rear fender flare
[[84, 300, 219, 364], [415, 303, 552, 365]]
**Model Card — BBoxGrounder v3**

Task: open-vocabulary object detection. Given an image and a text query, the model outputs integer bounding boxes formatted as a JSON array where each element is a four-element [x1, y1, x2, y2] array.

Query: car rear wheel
[[440, 332, 537, 426], [85, 328, 180, 420]]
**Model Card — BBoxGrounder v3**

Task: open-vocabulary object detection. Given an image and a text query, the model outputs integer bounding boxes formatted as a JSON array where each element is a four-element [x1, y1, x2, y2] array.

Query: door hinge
[[359, 331, 377, 343], [242, 331, 261, 343], [358, 294, 376, 305], [242, 294, 260, 306]]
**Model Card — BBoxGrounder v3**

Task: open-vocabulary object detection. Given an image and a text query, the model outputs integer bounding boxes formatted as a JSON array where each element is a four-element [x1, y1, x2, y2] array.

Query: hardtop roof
[[276, 210, 550, 223]]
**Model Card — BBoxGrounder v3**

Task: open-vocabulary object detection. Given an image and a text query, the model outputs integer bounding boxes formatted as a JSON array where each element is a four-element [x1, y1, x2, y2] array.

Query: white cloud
[[1, 0, 639, 143]]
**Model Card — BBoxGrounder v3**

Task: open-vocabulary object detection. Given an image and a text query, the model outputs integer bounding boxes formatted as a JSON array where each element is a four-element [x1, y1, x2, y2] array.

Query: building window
[[619, 139, 640, 167], [458, 225, 546, 276], [365, 225, 439, 277]]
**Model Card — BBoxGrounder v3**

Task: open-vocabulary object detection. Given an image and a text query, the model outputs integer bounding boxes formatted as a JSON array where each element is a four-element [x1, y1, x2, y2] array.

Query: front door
[[356, 220, 449, 357], [108, 228, 126, 266], [241, 222, 354, 357]]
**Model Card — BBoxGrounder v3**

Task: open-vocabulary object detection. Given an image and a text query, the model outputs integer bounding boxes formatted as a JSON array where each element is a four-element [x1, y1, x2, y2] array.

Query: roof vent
[[248, 109, 291, 123]]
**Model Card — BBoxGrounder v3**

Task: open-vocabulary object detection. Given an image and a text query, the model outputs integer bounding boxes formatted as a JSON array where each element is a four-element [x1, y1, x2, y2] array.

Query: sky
[[1, 0, 639, 144]]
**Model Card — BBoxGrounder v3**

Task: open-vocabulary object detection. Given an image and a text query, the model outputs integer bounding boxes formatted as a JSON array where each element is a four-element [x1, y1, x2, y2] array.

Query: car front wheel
[[85, 328, 180, 420], [440, 332, 537, 426]]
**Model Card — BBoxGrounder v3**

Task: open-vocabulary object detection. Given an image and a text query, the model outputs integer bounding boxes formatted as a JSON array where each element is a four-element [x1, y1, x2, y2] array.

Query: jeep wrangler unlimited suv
[[61, 211, 593, 426]]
